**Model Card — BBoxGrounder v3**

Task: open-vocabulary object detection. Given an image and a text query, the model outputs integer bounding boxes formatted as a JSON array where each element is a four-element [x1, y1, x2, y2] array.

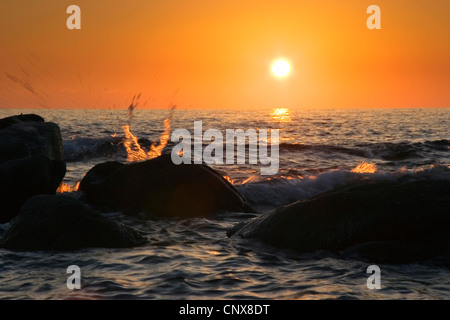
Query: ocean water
[[0, 107, 449, 299]]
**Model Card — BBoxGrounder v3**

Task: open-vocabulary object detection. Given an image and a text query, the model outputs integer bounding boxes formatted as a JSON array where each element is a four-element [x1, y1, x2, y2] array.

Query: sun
[[272, 59, 290, 77]]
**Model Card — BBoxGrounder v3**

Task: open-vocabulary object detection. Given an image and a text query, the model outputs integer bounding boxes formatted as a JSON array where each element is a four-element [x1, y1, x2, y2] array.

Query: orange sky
[[0, 0, 449, 109]]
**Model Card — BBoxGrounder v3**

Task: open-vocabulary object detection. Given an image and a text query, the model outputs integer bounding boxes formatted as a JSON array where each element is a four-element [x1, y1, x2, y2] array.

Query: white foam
[[236, 165, 450, 211], [63, 136, 124, 161]]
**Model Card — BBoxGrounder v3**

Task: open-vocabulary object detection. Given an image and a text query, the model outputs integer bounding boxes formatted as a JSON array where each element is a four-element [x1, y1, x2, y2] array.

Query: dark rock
[[227, 179, 450, 262], [0, 114, 44, 130], [0, 154, 66, 223], [78, 161, 125, 186], [0, 120, 64, 162], [0, 195, 146, 251], [78, 154, 253, 218], [0, 114, 66, 222]]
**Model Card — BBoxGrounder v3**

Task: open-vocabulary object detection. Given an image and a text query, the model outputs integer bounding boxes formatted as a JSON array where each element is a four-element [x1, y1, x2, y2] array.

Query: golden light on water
[[241, 175, 260, 184], [351, 162, 378, 174], [223, 175, 235, 184], [270, 108, 291, 122], [56, 181, 80, 193]]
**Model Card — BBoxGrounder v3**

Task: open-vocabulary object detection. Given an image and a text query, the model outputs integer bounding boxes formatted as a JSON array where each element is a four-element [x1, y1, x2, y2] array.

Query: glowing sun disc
[[272, 60, 290, 77]]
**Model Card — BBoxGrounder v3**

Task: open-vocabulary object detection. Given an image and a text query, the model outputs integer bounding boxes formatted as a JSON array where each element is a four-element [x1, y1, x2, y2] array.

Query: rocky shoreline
[[1, 113, 449, 263]]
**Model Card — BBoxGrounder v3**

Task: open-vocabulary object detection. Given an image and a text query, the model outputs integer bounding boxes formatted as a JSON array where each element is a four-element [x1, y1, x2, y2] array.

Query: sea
[[0, 107, 449, 300]]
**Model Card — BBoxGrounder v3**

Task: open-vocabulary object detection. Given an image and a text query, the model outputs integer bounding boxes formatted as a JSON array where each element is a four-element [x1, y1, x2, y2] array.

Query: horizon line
[[1, 106, 449, 111]]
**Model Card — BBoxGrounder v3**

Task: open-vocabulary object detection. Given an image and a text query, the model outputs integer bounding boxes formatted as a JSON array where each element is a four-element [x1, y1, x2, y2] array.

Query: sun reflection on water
[[270, 108, 291, 122]]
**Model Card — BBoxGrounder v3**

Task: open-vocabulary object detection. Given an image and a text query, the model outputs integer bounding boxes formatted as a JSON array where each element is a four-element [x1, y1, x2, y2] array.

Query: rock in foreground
[[227, 179, 450, 262], [0, 154, 66, 223], [78, 154, 253, 218], [0, 114, 66, 222], [0, 195, 146, 251], [0, 115, 64, 162], [0, 114, 44, 130]]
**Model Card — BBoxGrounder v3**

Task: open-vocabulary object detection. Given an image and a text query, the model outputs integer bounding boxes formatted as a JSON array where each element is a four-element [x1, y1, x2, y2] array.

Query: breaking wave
[[236, 165, 450, 212], [63, 136, 126, 162]]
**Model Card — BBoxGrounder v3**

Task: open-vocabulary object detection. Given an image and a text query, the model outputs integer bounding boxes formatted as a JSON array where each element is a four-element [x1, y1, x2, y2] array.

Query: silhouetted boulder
[[0, 154, 66, 223], [0, 113, 44, 130], [78, 154, 253, 218], [0, 114, 66, 222], [0, 195, 146, 251], [227, 179, 450, 262], [0, 118, 64, 162]]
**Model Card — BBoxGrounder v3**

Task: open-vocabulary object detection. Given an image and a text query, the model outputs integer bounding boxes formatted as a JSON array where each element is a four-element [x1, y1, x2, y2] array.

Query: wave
[[64, 135, 449, 164], [279, 143, 368, 158], [63, 136, 126, 162], [63, 135, 166, 162], [279, 139, 449, 161], [236, 165, 450, 212]]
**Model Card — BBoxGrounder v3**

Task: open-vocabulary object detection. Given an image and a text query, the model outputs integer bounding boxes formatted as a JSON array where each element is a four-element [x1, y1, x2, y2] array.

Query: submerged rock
[[78, 154, 253, 218], [227, 179, 450, 262], [0, 195, 146, 251], [0, 114, 66, 223]]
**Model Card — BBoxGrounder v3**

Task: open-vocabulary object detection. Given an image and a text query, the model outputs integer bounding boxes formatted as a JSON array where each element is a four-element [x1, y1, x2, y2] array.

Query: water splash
[[126, 93, 141, 125], [122, 101, 176, 162]]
